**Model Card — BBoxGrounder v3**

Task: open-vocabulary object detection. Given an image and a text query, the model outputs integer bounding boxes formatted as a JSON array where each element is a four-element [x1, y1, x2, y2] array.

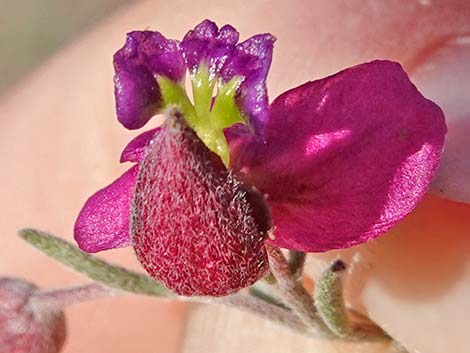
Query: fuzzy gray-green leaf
[[19, 228, 168, 297], [313, 259, 351, 337]]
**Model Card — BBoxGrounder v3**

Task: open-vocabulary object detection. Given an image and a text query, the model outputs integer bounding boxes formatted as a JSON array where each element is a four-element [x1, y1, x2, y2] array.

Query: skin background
[[0, 0, 129, 93], [0, 0, 469, 352]]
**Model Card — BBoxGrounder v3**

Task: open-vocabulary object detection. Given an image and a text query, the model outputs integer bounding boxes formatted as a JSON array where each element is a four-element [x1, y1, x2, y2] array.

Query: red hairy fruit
[[131, 110, 271, 296]]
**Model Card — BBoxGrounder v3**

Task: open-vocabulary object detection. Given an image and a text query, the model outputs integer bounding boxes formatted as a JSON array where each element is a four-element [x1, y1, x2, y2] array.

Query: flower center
[[157, 65, 244, 165]]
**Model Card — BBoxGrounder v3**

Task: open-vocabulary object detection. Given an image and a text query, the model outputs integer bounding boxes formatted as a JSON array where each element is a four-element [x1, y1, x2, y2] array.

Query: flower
[[74, 20, 446, 296], [0, 278, 66, 353]]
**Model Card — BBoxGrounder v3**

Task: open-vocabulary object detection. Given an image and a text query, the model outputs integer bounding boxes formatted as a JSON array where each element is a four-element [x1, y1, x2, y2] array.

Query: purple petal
[[74, 166, 138, 252], [120, 127, 161, 163], [181, 19, 239, 74], [230, 60, 446, 252], [114, 31, 186, 130], [221, 34, 275, 137], [114, 66, 160, 130]]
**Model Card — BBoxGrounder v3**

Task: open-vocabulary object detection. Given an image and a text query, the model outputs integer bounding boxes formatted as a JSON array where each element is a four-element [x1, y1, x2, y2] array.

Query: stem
[[30, 283, 114, 309], [249, 286, 287, 309], [266, 245, 332, 336], [288, 250, 306, 281], [217, 294, 308, 333]]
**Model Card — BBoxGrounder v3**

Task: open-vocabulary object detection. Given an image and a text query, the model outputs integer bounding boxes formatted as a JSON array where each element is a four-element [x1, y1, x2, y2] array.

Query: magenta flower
[[74, 20, 446, 296]]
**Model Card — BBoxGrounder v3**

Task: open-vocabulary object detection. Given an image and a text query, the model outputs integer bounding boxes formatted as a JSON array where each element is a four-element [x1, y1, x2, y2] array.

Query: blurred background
[[0, 0, 128, 94]]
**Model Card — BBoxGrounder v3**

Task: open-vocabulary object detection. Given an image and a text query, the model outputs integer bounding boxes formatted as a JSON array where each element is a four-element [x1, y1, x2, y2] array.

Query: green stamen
[[158, 65, 246, 166], [191, 67, 216, 120], [211, 76, 245, 129], [158, 76, 197, 126]]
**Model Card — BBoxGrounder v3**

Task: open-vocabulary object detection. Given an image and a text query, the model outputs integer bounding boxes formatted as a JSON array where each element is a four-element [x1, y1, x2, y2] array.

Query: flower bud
[[0, 278, 66, 353], [131, 110, 271, 296]]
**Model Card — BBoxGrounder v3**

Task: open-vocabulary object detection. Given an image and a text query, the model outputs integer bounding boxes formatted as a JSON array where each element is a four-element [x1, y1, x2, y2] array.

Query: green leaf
[[18, 229, 169, 297], [313, 259, 351, 337]]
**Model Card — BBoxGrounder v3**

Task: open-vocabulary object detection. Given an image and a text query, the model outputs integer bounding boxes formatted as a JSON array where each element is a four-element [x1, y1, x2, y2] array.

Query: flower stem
[[217, 294, 307, 333], [249, 285, 287, 309], [184, 294, 309, 334], [288, 250, 306, 281], [30, 283, 114, 309], [19, 229, 393, 344], [266, 245, 332, 336]]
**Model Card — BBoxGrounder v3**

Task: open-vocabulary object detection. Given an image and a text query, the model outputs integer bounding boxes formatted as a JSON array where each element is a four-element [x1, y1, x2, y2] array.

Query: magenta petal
[[221, 34, 275, 136], [232, 60, 446, 252], [114, 31, 186, 130], [74, 166, 138, 252], [120, 128, 161, 163], [181, 19, 239, 74]]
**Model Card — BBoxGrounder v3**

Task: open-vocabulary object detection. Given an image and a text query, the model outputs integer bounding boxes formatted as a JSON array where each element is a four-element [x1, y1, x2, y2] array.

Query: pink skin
[[1, 1, 469, 353]]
